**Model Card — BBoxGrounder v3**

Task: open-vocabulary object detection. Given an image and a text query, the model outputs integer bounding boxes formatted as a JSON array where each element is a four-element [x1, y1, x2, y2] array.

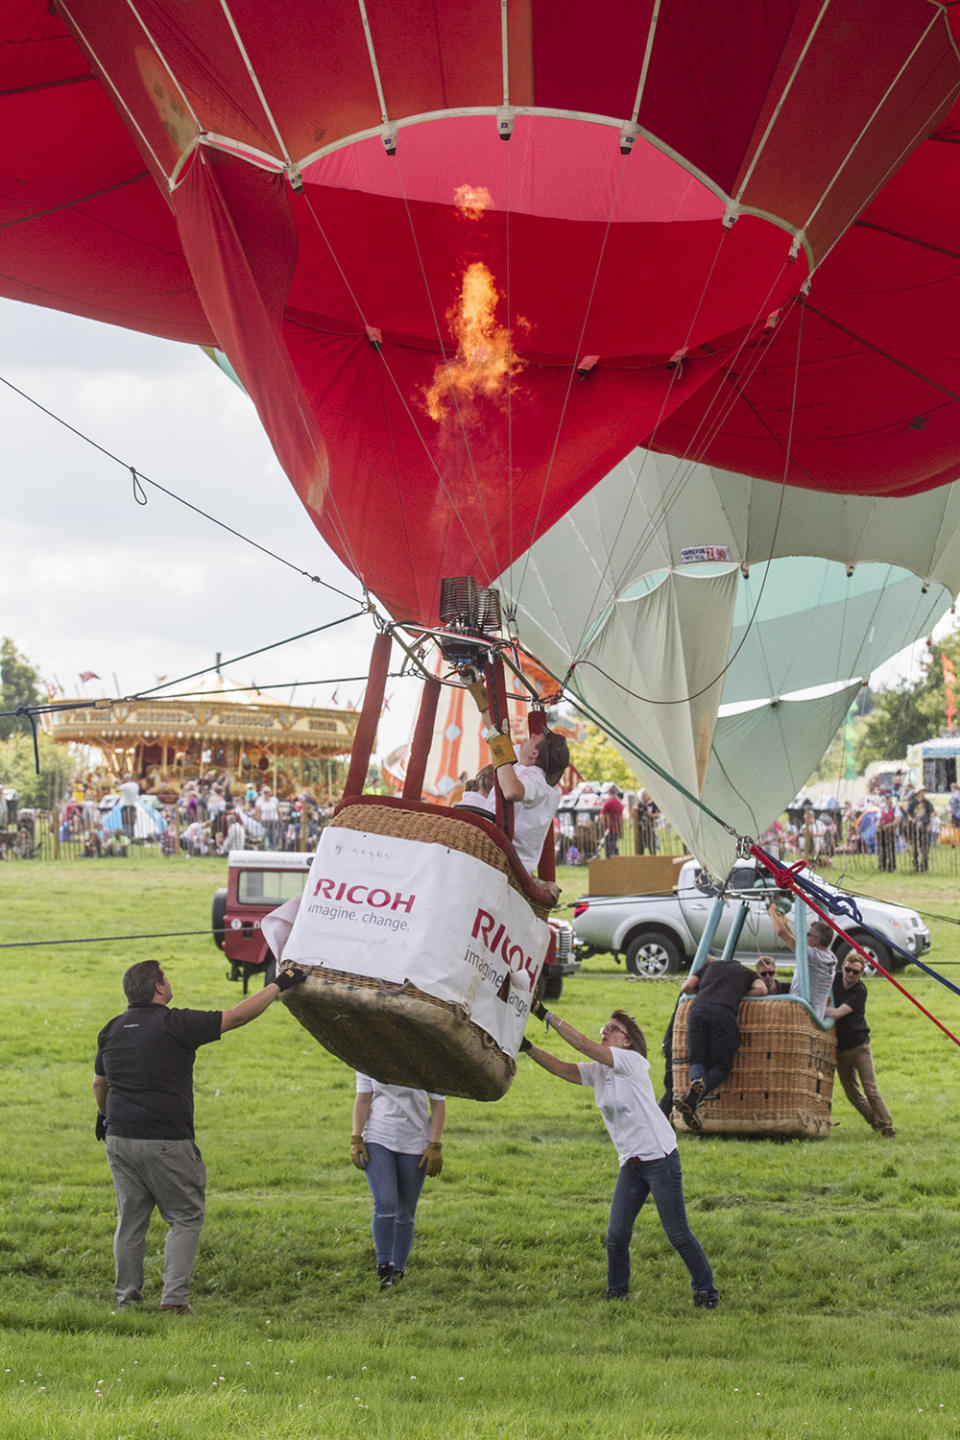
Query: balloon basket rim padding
[[333, 795, 555, 918], [282, 967, 516, 1101], [671, 995, 837, 1139]]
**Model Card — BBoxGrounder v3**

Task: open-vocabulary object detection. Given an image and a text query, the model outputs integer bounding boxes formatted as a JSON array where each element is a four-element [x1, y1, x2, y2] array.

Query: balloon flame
[[454, 184, 493, 221], [424, 262, 523, 422]]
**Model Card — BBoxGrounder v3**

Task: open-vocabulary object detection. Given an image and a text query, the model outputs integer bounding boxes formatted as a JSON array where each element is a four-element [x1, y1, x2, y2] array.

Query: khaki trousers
[[834, 1044, 894, 1134], [106, 1135, 206, 1307]]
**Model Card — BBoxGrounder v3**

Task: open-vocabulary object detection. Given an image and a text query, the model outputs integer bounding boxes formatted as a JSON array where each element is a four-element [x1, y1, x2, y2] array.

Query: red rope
[[750, 846, 960, 1050]]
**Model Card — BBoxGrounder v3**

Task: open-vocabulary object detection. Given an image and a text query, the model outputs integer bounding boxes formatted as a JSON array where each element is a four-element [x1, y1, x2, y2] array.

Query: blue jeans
[[605, 1149, 715, 1299], [364, 1143, 427, 1272], [686, 1001, 741, 1095]]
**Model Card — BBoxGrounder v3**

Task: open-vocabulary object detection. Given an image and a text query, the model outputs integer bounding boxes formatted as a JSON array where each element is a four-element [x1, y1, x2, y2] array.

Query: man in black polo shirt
[[825, 953, 895, 1137], [93, 958, 305, 1313], [675, 956, 766, 1130]]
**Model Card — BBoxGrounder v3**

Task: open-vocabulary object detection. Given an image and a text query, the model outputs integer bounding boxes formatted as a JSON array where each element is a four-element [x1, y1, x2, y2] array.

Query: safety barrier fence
[[6, 808, 960, 875]]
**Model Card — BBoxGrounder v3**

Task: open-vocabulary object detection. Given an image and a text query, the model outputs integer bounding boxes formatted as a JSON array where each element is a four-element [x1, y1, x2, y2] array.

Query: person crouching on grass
[[522, 1002, 719, 1308]]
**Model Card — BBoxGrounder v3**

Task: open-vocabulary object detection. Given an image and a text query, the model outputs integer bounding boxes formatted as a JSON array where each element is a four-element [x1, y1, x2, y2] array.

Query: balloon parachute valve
[[381, 123, 398, 157], [619, 121, 639, 157], [497, 107, 515, 142]]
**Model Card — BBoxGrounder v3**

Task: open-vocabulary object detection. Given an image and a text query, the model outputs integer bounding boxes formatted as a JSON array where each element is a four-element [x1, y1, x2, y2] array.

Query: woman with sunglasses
[[522, 1004, 719, 1307]]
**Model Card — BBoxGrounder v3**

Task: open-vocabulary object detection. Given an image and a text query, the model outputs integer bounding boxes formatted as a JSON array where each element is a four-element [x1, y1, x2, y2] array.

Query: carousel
[[44, 672, 358, 799]]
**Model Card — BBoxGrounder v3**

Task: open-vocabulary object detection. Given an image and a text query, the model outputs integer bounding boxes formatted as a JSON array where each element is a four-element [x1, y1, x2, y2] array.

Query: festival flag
[[78, 671, 99, 682], [943, 655, 957, 729]]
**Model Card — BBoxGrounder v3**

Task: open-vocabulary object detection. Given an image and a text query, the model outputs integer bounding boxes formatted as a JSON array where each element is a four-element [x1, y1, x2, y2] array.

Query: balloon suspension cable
[[751, 845, 960, 1049], [0, 374, 365, 607]]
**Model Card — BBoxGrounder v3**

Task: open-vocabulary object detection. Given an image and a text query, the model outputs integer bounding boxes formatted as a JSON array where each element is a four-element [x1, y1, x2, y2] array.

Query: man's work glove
[[350, 1133, 369, 1170], [519, 1036, 533, 1054], [483, 727, 517, 769], [460, 666, 489, 713], [419, 1141, 443, 1177], [95, 1114, 108, 1142], [274, 965, 307, 992], [530, 996, 548, 1022]]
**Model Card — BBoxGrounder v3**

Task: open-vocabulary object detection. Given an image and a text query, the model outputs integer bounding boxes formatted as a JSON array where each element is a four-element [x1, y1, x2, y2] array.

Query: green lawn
[[1, 855, 959, 1439]]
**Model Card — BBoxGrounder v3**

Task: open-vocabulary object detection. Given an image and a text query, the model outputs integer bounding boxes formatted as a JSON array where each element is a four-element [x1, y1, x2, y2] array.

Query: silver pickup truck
[[572, 857, 931, 977]]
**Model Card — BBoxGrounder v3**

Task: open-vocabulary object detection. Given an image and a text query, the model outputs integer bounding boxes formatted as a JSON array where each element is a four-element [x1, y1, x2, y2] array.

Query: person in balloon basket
[[462, 673, 569, 887], [93, 958, 306, 1313], [755, 956, 789, 994], [825, 952, 896, 1137], [767, 902, 837, 1019], [674, 956, 767, 1130], [521, 1003, 719, 1308], [350, 1075, 446, 1290]]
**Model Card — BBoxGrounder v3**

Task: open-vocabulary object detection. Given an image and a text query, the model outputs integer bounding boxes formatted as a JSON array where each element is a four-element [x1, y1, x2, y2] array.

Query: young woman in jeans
[[351, 1075, 446, 1289], [523, 1006, 718, 1307]]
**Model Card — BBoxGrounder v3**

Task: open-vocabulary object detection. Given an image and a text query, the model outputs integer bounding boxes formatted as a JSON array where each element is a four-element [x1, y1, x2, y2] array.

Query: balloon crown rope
[[268, 578, 562, 1101]]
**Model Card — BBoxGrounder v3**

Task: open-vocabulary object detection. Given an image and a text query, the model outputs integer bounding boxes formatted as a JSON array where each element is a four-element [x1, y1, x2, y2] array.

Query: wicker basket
[[671, 996, 837, 1138], [280, 801, 550, 1101]]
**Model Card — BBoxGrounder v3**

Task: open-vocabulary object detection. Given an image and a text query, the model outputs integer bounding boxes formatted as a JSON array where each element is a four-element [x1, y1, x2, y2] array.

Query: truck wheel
[[540, 972, 563, 1001], [841, 933, 894, 974], [625, 931, 682, 978], [212, 889, 228, 952]]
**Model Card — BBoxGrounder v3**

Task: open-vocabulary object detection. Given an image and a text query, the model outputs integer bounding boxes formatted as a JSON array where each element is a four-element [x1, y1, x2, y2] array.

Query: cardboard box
[[587, 854, 691, 897]]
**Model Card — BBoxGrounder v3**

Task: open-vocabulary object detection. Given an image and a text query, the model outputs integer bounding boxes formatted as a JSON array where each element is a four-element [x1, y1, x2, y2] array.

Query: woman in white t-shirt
[[523, 1006, 718, 1307], [350, 1075, 446, 1290]]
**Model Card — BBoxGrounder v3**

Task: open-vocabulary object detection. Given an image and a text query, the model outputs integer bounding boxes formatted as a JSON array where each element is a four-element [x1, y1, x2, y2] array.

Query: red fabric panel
[[656, 109, 960, 497], [280, 320, 739, 619], [174, 149, 330, 496], [529, 0, 801, 194], [364, 0, 503, 115], [737, 2, 960, 260]]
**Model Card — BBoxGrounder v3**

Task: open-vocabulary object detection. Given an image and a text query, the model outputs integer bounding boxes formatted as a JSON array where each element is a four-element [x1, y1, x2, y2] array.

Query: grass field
[[1, 855, 959, 1440]]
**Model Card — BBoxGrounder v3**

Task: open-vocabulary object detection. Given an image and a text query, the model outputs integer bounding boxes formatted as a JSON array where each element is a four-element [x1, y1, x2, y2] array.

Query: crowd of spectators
[[37, 770, 335, 859], [761, 771, 953, 873]]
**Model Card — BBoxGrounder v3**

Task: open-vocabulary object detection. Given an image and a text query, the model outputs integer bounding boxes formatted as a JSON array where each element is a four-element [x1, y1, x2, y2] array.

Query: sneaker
[[693, 1289, 720, 1310], [677, 1079, 705, 1132], [160, 1303, 195, 1315], [377, 1263, 395, 1291]]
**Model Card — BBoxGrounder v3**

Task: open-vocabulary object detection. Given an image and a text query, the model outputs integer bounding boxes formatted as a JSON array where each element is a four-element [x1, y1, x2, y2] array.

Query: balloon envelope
[[3, 1, 960, 623]]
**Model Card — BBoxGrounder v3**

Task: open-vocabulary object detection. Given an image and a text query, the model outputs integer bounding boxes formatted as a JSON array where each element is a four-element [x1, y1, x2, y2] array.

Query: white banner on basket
[[262, 824, 551, 1055]]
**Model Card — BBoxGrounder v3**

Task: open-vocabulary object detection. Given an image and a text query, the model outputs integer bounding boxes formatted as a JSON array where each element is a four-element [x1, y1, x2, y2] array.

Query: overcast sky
[[1, 295, 950, 773], [0, 296, 420, 757]]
